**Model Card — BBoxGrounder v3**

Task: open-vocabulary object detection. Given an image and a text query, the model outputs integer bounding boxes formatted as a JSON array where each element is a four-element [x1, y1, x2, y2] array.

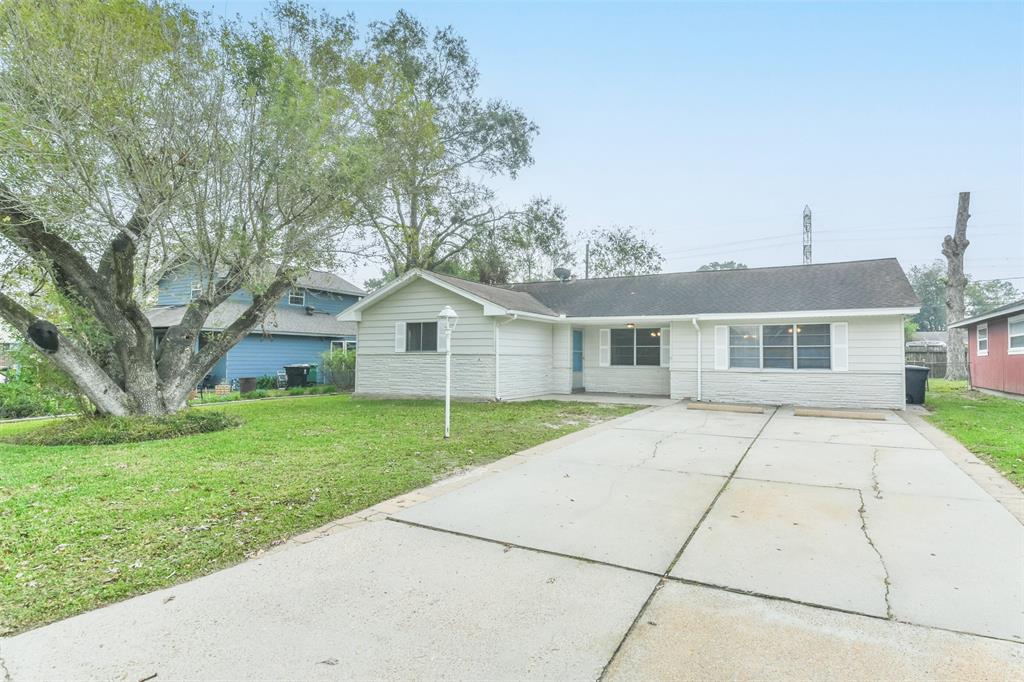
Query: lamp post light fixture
[[438, 305, 459, 438]]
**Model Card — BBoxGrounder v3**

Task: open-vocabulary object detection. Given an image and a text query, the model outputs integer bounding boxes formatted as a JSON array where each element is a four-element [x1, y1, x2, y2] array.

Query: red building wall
[[967, 316, 1024, 395]]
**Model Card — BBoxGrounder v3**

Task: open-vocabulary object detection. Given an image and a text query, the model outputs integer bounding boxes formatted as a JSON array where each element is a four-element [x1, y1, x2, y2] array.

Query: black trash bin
[[284, 364, 311, 388], [238, 377, 258, 394], [905, 365, 930, 404]]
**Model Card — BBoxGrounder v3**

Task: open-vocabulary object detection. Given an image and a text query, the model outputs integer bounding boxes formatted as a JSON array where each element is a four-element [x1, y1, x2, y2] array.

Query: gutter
[[494, 313, 518, 401], [691, 317, 702, 401]]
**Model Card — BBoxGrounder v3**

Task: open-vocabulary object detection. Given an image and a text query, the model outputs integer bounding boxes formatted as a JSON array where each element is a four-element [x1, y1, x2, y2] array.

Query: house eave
[[948, 302, 1024, 329]]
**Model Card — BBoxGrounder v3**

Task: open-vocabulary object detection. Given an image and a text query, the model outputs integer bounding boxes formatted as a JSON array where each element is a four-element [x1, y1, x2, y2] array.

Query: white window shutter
[[660, 327, 671, 367], [394, 322, 406, 353], [599, 329, 611, 367], [436, 323, 446, 352], [714, 326, 729, 370], [831, 322, 849, 371]]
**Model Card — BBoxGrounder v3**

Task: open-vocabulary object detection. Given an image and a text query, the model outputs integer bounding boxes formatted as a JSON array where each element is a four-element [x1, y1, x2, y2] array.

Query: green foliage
[[698, 261, 748, 271], [0, 344, 84, 418], [4, 411, 240, 446], [0, 395, 638, 632], [908, 260, 1021, 330], [587, 226, 664, 277], [240, 389, 269, 400], [904, 319, 919, 342], [255, 375, 278, 390]]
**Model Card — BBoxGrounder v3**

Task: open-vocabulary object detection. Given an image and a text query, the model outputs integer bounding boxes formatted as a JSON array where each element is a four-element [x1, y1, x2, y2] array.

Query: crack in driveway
[[857, 488, 894, 620]]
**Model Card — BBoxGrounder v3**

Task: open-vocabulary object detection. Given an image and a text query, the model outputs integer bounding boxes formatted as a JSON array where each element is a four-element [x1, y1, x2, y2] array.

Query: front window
[[1009, 316, 1024, 354], [729, 323, 831, 370], [406, 322, 437, 352], [610, 328, 661, 366], [977, 323, 988, 356], [288, 288, 306, 306]]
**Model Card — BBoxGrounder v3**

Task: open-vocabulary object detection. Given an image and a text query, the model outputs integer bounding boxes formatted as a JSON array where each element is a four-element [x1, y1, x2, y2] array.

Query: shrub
[[255, 375, 278, 390], [321, 349, 355, 385], [4, 410, 241, 446], [0, 381, 80, 419], [240, 389, 269, 400]]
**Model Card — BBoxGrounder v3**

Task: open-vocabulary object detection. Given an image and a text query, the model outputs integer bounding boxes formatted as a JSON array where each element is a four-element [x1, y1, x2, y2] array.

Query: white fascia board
[[336, 269, 422, 321], [562, 307, 919, 324]]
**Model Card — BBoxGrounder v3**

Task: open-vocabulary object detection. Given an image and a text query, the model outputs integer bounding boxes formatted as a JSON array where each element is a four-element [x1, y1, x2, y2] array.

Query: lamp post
[[438, 305, 459, 438]]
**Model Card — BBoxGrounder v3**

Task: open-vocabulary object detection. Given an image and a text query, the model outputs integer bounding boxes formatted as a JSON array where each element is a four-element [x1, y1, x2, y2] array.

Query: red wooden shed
[[948, 299, 1024, 397]]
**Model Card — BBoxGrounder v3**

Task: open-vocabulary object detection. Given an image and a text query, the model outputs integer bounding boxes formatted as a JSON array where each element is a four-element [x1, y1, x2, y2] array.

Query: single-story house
[[948, 299, 1024, 398], [338, 258, 920, 409], [147, 265, 365, 386]]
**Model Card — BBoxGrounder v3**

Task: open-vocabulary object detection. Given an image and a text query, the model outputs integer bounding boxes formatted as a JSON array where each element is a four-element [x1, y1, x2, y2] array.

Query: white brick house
[[338, 259, 919, 409]]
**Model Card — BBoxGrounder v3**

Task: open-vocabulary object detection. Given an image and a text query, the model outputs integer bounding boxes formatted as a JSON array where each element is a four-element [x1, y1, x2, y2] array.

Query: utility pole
[[802, 205, 812, 265], [943, 192, 971, 380], [585, 241, 590, 279]]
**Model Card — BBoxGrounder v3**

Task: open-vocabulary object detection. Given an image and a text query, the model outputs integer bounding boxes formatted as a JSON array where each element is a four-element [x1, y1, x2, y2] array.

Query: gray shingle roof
[[429, 272, 559, 316], [429, 258, 918, 318], [147, 301, 356, 337], [296, 270, 365, 297]]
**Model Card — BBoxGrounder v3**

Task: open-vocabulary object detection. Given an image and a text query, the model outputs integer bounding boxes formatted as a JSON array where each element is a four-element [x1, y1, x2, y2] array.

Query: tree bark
[[942, 192, 971, 380]]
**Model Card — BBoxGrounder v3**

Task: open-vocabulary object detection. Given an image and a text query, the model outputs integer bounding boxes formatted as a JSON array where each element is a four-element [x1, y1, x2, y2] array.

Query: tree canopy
[[586, 227, 664, 278], [906, 260, 1020, 330], [698, 261, 748, 271], [0, 0, 370, 415]]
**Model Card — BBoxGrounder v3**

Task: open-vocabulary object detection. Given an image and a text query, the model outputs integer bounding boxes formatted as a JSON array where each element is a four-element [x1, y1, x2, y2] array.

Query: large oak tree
[[0, 0, 369, 415]]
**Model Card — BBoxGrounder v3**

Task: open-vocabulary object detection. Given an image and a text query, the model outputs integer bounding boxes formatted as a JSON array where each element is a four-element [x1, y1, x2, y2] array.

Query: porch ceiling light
[[625, 322, 636, 329]]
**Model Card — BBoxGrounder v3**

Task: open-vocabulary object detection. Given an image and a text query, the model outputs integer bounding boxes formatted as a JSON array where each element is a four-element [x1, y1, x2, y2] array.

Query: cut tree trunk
[[942, 191, 971, 381]]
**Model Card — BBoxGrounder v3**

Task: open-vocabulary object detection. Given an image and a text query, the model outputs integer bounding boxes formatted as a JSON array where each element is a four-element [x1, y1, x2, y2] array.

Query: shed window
[[190, 280, 202, 301], [406, 322, 437, 352], [610, 328, 661, 366], [977, 323, 988, 356], [728, 323, 831, 369], [288, 288, 306, 306], [1009, 316, 1024, 354]]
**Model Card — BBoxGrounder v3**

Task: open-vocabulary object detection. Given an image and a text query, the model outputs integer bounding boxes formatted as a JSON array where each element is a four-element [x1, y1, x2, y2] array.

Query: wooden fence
[[905, 347, 947, 379]]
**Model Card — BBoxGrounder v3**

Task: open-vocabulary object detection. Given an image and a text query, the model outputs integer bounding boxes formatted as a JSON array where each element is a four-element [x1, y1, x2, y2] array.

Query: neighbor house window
[[977, 323, 988, 356], [190, 280, 202, 301], [288, 288, 306, 306], [1009, 316, 1024, 355], [728, 324, 831, 370], [332, 339, 356, 353], [610, 328, 661, 366], [406, 322, 437, 352]]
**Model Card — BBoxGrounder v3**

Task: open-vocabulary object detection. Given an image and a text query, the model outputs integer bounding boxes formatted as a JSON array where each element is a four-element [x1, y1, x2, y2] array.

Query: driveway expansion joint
[[597, 406, 781, 681]]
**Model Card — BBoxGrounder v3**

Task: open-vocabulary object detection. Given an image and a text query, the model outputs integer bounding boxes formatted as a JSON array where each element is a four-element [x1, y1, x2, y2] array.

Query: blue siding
[[156, 266, 360, 316], [224, 333, 355, 383]]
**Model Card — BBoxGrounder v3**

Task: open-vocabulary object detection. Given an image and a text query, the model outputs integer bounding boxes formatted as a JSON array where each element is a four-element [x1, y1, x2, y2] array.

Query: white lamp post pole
[[438, 306, 459, 439]]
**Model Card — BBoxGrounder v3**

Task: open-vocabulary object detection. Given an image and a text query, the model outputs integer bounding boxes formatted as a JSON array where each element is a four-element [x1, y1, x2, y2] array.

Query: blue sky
[[187, 1, 1023, 286]]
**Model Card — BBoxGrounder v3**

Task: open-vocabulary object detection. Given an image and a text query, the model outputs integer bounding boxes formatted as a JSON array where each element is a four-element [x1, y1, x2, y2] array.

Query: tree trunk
[[942, 192, 971, 380]]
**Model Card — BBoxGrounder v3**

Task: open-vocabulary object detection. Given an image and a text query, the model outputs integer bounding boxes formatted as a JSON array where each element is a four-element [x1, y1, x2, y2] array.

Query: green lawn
[[0, 395, 638, 634], [925, 379, 1024, 488]]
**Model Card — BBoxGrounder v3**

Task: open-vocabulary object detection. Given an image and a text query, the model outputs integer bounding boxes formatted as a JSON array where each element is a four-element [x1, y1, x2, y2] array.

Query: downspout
[[691, 316, 702, 401], [494, 314, 518, 401]]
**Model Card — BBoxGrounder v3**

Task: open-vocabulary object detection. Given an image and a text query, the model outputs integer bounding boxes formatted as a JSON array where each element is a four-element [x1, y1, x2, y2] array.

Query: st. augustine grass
[[924, 379, 1024, 488], [0, 395, 638, 633]]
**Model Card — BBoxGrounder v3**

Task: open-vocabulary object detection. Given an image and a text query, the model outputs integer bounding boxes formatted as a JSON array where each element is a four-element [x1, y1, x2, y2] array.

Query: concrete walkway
[[3, 404, 1022, 680]]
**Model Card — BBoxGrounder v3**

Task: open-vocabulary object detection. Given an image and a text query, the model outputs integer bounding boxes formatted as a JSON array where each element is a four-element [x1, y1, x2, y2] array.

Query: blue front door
[[572, 329, 584, 391]]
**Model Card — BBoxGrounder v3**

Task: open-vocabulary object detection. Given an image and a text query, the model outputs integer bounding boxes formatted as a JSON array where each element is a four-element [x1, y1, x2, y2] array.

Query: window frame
[[727, 323, 833, 371], [1009, 315, 1024, 355], [288, 288, 306, 306], [405, 321, 438, 353], [189, 280, 202, 301], [609, 327, 661, 367], [976, 323, 988, 357]]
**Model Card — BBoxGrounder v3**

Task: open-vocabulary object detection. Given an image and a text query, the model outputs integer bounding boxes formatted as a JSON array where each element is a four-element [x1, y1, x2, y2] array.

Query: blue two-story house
[[146, 265, 365, 386]]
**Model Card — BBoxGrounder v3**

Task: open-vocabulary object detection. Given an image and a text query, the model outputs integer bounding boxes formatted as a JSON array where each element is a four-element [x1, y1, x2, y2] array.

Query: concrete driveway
[[4, 403, 1023, 680]]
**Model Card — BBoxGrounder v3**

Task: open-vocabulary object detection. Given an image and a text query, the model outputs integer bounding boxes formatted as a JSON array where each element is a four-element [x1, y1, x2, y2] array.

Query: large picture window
[[728, 323, 831, 370], [610, 328, 661, 366], [405, 322, 437, 352]]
